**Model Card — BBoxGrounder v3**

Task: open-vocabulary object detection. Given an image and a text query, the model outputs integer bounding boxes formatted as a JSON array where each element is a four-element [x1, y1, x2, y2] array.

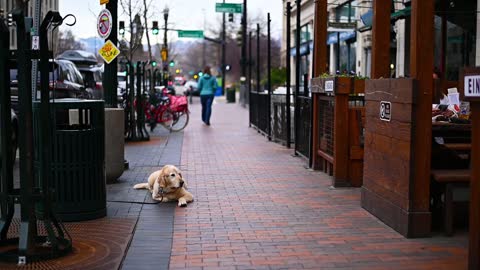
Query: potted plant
[[353, 75, 367, 94]]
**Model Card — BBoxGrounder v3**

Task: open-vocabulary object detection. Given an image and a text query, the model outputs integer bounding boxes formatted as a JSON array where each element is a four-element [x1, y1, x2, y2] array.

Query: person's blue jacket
[[197, 74, 218, 96]]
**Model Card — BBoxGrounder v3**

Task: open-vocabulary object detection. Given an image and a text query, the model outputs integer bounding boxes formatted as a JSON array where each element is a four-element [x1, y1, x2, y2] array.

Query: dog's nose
[[179, 181, 184, 187]]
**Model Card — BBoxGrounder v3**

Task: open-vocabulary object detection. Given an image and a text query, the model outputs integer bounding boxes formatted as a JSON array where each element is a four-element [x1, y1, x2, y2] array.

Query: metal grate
[[271, 94, 294, 145], [256, 93, 269, 136], [295, 96, 311, 158], [0, 218, 135, 269], [318, 96, 335, 156]]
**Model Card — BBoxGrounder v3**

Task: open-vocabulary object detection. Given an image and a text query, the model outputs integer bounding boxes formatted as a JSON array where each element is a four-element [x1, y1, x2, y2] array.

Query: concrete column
[[329, 44, 336, 74], [396, 20, 406, 77]]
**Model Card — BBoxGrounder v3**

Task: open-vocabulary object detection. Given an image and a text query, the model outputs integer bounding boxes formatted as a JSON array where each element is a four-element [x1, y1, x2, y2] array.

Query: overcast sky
[[59, 0, 283, 41]]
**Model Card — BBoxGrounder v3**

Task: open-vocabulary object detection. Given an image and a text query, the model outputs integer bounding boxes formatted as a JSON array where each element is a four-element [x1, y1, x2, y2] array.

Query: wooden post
[[371, 0, 392, 79], [470, 103, 480, 270], [462, 69, 480, 270], [409, 0, 434, 236], [311, 0, 327, 170]]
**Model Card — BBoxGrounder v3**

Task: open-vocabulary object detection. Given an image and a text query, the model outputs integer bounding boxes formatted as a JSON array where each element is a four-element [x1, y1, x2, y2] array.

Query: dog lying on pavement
[[133, 165, 194, 207]]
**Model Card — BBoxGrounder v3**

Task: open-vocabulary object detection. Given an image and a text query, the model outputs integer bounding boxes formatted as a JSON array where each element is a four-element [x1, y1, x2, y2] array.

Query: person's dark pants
[[200, 94, 214, 124]]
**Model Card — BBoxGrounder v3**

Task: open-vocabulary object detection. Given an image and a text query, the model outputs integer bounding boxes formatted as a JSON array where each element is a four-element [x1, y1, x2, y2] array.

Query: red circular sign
[[97, 9, 112, 39]]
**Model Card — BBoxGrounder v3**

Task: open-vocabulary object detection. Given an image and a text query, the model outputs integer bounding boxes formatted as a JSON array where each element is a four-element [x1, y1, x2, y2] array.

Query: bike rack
[[0, 10, 72, 265], [125, 61, 149, 141]]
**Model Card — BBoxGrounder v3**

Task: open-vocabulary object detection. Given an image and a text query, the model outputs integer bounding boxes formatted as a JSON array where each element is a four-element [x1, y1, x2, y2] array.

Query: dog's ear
[[157, 166, 168, 187]]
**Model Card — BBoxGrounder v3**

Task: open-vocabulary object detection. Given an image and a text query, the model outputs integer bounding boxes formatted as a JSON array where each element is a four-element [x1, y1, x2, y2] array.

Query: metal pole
[[240, 0, 248, 106], [267, 13, 271, 141], [294, 0, 301, 155], [0, 13, 14, 241], [104, 0, 118, 107], [31, 0, 42, 100], [248, 31, 252, 127], [286, 2, 292, 149], [222, 0, 226, 96], [256, 24, 260, 131], [163, 8, 169, 86], [256, 24, 260, 92], [241, 0, 247, 78]]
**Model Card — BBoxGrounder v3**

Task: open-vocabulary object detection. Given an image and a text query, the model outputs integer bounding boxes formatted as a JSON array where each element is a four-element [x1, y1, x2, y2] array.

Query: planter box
[[353, 79, 366, 94]]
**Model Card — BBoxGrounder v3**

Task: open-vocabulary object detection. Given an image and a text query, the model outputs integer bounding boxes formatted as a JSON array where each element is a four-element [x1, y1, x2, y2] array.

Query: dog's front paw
[[178, 198, 187, 207]]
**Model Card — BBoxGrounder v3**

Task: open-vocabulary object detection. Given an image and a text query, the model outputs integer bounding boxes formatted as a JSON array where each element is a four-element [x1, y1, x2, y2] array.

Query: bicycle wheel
[[169, 110, 189, 132]]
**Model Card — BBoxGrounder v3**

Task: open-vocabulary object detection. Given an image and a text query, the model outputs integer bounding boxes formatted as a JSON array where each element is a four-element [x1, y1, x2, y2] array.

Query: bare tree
[[55, 30, 85, 55], [120, 0, 144, 63], [142, 0, 154, 62]]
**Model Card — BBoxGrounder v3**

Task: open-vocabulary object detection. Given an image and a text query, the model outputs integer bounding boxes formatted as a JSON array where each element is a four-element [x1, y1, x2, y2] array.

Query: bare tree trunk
[[142, 0, 152, 62]]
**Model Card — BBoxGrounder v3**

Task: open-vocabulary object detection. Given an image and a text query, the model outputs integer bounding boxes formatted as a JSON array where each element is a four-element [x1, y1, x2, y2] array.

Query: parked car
[[183, 80, 199, 96], [78, 65, 103, 99], [10, 59, 93, 114], [0, 109, 18, 168]]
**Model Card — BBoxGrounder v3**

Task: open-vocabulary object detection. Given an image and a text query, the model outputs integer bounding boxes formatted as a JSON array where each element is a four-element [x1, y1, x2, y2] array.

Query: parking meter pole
[[104, 0, 118, 107], [15, 9, 38, 257], [0, 16, 14, 240]]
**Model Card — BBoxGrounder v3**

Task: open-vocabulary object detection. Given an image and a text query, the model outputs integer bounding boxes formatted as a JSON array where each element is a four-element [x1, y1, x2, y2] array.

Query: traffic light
[[228, 13, 234, 22], [169, 60, 175, 67], [152, 21, 159, 35], [175, 69, 180, 74], [151, 60, 157, 67], [119, 21, 125, 37], [225, 64, 231, 71], [236, 28, 242, 47]]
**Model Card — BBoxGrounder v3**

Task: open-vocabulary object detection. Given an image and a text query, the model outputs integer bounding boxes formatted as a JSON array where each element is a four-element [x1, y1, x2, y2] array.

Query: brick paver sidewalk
[[169, 99, 467, 270]]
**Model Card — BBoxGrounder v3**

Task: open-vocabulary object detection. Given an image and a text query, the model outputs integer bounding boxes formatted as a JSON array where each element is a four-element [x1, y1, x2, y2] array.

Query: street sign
[[327, 21, 357, 29], [324, 80, 334, 92], [97, 9, 112, 39], [100, 0, 109, 4], [98, 40, 120, 64], [31, 35, 40, 50], [161, 47, 168, 62], [178, 30, 204, 38], [215, 3, 243, 13], [464, 75, 480, 98], [380, 101, 392, 122]]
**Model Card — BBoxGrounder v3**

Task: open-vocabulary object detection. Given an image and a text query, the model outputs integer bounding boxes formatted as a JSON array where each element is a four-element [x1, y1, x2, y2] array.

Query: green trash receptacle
[[34, 99, 106, 222], [226, 88, 236, 103]]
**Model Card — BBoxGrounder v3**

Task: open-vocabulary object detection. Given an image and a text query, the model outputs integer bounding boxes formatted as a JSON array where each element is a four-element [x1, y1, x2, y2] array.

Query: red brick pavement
[[171, 99, 468, 270]]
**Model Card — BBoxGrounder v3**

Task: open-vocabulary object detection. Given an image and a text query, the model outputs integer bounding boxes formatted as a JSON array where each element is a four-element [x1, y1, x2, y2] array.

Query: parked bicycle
[[141, 87, 189, 132]]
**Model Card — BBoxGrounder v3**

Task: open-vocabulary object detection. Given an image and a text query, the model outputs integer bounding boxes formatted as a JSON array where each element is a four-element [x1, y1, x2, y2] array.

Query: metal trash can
[[34, 99, 106, 221], [226, 87, 236, 103]]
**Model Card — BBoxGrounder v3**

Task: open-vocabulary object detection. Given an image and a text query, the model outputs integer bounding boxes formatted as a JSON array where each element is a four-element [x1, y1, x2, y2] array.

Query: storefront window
[[336, 0, 356, 23]]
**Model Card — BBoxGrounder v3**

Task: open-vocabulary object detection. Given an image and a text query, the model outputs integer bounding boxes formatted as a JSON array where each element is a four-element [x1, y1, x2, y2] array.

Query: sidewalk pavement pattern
[[116, 96, 468, 270]]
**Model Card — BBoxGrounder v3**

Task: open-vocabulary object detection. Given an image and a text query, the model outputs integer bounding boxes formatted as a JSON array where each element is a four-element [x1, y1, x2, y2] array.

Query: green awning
[[359, 6, 411, 30], [390, 6, 411, 21]]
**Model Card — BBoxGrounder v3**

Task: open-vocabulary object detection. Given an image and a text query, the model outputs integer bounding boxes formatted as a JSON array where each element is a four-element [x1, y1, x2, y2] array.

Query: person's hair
[[203, 66, 211, 75]]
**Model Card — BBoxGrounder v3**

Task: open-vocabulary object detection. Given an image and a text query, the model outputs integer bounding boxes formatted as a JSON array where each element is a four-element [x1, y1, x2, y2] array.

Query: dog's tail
[[133, 183, 149, 190]]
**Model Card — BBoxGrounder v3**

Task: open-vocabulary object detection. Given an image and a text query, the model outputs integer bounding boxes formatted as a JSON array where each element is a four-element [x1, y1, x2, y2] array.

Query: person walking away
[[197, 66, 218, 126]]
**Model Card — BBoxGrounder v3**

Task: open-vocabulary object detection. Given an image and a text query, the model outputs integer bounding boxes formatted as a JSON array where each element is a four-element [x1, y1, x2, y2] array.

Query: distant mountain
[[79, 37, 198, 56], [79, 37, 104, 54]]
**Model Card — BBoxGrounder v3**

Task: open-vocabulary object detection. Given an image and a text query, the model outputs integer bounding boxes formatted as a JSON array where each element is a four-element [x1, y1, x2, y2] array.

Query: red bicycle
[[143, 88, 189, 132]]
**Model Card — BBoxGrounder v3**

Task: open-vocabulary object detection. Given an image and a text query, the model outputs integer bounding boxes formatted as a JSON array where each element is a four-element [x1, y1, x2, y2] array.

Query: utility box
[[34, 99, 106, 221]]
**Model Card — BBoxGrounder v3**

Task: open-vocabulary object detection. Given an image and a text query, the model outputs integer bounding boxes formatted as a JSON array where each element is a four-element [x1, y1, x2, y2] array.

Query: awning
[[291, 40, 313, 57], [327, 31, 356, 45], [359, 7, 412, 30], [391, 6, 411, 21]]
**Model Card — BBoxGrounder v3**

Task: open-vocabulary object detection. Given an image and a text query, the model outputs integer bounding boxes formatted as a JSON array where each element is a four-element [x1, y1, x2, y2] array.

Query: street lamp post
[[163, 6, 169, 86]]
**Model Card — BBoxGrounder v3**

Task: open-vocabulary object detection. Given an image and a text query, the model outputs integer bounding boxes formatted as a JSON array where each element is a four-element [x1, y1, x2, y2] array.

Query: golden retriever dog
[[133, 165, 193, 207]]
